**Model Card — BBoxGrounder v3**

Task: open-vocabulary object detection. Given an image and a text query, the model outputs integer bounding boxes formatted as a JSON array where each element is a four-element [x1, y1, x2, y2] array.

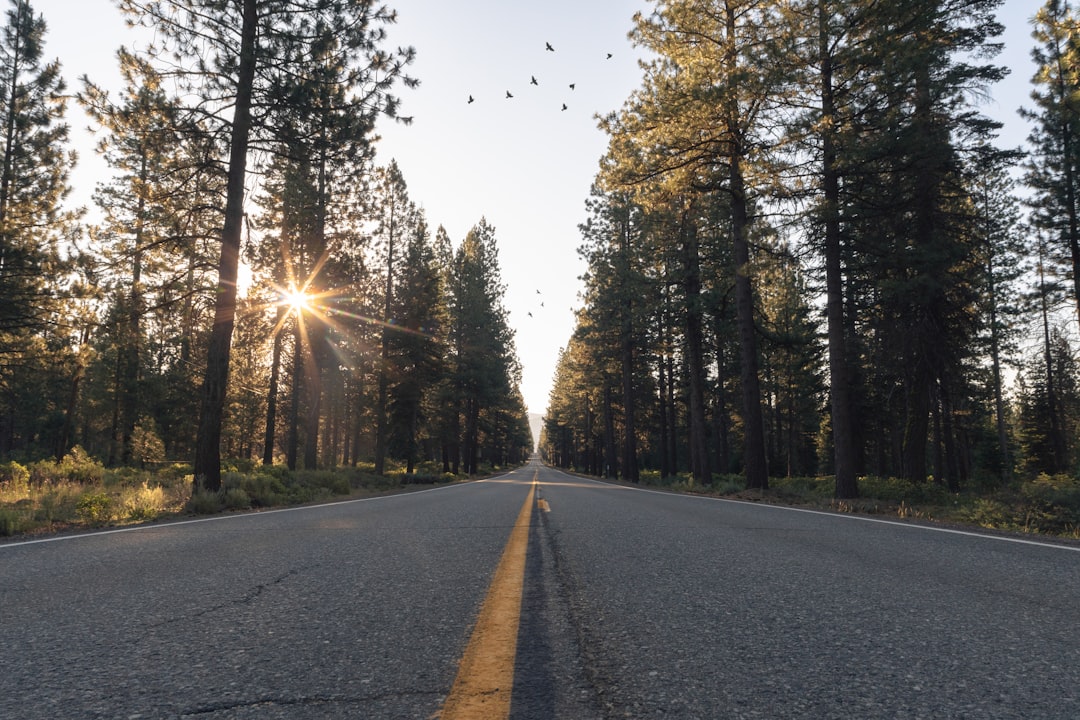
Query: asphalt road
[[3, 460, 1079, 718]]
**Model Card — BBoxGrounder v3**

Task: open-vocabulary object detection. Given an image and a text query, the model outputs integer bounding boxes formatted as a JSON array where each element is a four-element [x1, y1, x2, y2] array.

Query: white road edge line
[[557, 471, 1080, 553], [0, 471, 524, 550]]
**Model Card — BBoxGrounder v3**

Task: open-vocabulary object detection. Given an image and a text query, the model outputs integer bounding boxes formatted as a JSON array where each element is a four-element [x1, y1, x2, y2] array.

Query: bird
[[468, 95, 475, 104], [545, 42, 554, 51], [569, 83, 575, 90], [562, 103, 568, 111], [536, 289, 541, 294], [607, 53, 613, 59], [531, 75, 538, 85], [506, 90, 513, 99], [528, 312, 533, 317], [541, 301, 545, 307]]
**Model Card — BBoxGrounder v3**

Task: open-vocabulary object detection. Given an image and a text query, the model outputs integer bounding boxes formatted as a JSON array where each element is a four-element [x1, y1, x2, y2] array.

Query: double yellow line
[[438, 477, 538, 719]]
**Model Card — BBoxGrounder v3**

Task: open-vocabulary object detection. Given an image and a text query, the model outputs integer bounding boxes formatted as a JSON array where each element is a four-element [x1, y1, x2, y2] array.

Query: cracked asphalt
[[1, 476, 534, 719], [3, 461, 1080, 719]]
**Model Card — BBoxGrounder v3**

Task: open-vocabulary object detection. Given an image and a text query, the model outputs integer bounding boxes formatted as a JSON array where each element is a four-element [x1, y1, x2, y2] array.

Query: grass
[[615, 469, 1080, 540], [0, 452, 470, 539]]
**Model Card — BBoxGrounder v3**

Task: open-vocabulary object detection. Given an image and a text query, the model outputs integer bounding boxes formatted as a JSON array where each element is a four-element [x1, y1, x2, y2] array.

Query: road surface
[[2, 460, 1079, 718]]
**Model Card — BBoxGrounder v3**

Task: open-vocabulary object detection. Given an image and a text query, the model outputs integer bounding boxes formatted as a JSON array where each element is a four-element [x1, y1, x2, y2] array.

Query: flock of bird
[[465, 41, 614, 113], [527, 288, 544, 318]]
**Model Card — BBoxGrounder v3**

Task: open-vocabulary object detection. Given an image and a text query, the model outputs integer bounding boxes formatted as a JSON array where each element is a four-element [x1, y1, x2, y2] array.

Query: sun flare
[[283, 287, 311, 314]]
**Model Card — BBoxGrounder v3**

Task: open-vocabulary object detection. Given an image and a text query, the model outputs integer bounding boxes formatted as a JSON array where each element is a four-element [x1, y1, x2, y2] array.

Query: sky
[[35, 0, 1038, 416]]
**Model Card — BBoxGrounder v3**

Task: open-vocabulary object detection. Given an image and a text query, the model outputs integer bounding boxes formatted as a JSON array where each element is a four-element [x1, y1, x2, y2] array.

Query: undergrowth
[[0, 453, 467, 537], [606, 468, 1080, 539]]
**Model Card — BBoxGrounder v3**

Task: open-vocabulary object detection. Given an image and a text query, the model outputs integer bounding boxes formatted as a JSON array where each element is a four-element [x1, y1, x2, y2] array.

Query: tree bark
[[680, 211, 711, 485], [819, 0, 857, 498], [193, 0, 258, 491]]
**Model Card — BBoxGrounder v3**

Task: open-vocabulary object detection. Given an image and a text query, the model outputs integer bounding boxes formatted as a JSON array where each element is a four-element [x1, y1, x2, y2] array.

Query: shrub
[[401, 472, 452, 485], [42, 447, 105, 485], [294, 470, 351, 496], [34, 483, 81, 524], [76, 492, 114, 525], [0, 461, 29, 489], [130, 417, 166, 467], [187, 490, 223, 515], [0, 506, 28, 536], [122, 482, 167, 522], [221, 488, 251, 510], [240, 473, 288, 507]]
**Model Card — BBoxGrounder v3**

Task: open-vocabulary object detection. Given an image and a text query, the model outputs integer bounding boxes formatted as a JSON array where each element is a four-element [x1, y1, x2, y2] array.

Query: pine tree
[[601, 0, 793, 489], [370, 160, 415, 475], [119, 0, 414, 489], [0, 0, 76, 456], [387, 213, 446, 473], [1024, 0, 1080, 328], [448, 219, 517, 475], [79, 51, 184, 466]]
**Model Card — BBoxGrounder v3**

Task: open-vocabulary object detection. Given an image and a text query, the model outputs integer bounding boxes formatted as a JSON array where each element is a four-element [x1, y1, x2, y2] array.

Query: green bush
[[130, 417, 166, 467], [221, 488, 251, 510], [857, 475, 951, 505], [31, 447, 105, 485], [0, 506, 29, 536], [76, 492, 114, 525], [0, 460, 29, 489], [224, 457, 257, 474], [122, 482, 167, 522], [401, 472, 452, 485], [34, 484, 81, 524], [240, 472, 288, 507], [294, 470, 351, 496], [187, 490, 223, 515]]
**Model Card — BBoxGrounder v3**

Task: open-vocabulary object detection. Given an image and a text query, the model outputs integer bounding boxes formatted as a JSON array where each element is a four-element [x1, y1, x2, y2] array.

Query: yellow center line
[[438, 480, 536, 719]]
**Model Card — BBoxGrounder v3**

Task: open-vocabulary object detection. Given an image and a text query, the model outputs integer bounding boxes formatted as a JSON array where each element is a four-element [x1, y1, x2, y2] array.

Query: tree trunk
[[658, 348, 671, 479], [263, 306, 286, 465], [619, 215, 638, 482], [287, 320, 302, 471], [819, 0, 857, 497], [603, 383, 617, 479], [375, 193, 399, 476], [730, 154, 768, 490], [193, 0, 258, 491], [681, 211, 711, 485], [724, 0, 767, 490]]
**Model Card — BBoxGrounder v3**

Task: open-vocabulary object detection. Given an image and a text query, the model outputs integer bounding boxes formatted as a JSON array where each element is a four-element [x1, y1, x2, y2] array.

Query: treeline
[[0, 0, 532, 482], [542, 0, 1080, 497]]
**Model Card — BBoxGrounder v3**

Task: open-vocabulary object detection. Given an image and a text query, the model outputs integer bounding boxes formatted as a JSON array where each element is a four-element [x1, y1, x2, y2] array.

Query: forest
[[540, 0, 1080, 503], [0, 0, 534, 510], [4, 0, 1080, 535]]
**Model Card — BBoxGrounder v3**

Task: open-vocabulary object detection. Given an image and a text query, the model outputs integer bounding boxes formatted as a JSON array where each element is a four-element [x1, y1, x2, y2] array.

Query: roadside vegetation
[[631, 471, 1080, 540], [0, 448, 464, 538]]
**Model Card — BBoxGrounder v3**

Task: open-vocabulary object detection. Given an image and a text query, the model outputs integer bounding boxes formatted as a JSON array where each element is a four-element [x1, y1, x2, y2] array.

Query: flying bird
[[468, 95, 475, 103], [569, 83, 575, 90], [545, 42, 554, 51], [528, 312, 533, 317], [562, 103, 568, 111], [607, 53, 613, 59], [506, 90, 514, 99], [531, 75, 538, 85], [536, 289, 541, 294]]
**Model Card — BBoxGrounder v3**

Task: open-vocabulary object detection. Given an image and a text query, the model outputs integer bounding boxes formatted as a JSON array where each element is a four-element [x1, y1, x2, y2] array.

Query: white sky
[[36, 0, 1037, 415]]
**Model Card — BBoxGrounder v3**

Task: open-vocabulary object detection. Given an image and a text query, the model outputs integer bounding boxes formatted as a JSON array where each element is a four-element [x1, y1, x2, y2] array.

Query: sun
[[282, 286, 311, 314]]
